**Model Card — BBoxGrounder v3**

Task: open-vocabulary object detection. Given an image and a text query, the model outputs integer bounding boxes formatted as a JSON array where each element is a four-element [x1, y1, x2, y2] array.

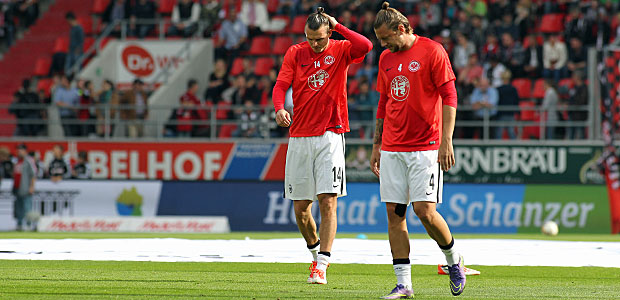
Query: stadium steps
[[0, 0, 92, 136]]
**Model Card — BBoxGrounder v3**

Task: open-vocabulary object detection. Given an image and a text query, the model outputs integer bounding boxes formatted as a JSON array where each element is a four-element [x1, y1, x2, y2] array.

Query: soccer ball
[[541, 221, 559, 236]]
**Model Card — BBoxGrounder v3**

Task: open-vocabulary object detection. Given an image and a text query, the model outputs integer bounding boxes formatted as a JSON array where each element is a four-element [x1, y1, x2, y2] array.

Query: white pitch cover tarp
[[37, 216, 230, 233], [0, 238, 618, 268]]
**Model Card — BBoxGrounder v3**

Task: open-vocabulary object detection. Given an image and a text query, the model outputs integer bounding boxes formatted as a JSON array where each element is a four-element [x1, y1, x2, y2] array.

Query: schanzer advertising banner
[[157, 182, 611, 233]]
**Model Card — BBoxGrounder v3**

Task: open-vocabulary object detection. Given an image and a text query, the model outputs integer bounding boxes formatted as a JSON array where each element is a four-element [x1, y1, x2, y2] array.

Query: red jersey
[[277, 39, 364, 137], [376, 36, 456, 152]]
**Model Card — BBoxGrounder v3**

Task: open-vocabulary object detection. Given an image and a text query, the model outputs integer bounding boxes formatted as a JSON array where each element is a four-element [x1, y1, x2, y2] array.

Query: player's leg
[[285, 136, 321, 282], [409, 150, 465, 296], [380, 151, 414, 299], [309, 132, 346, 284], [293, 200, 319, 252]]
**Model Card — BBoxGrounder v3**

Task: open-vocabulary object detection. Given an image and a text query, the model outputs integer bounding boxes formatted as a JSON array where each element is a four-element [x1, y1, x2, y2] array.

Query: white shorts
[[285, 131, 347, 201], [379, 150, 443, 204]]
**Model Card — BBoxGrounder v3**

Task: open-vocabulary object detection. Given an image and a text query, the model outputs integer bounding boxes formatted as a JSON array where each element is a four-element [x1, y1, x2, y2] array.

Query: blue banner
[[223, 143, 276, 180], [158, 182, 527, 233]]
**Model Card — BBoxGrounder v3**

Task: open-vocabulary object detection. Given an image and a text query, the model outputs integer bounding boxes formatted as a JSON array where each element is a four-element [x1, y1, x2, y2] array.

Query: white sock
[[393, 264, 412, 289], [317, 253, 330, 271], [308, 244, 319, 262], [441, 247, 460, 266]]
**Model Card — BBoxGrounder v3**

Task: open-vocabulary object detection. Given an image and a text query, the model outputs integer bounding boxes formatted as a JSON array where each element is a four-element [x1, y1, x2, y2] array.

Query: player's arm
[[322, 13, 372, 60], [438, 80, 457, 172], [273, 47, 296, 127], [273, 80, 291, 127], [370, 92, 388, 178]]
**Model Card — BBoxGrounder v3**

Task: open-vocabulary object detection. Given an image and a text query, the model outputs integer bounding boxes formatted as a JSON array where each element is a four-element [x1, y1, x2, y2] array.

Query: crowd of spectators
[[8, 0, 620, 140], [0, 0, 40, 49], [0, 144, 92, 181]]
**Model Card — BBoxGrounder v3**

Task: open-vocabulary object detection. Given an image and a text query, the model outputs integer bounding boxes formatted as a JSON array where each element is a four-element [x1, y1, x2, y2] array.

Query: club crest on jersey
[[308, 69, 330, 91], [390, 75, 409, 101], [409, 60, 420, 72], [324, 55, 335, 65]]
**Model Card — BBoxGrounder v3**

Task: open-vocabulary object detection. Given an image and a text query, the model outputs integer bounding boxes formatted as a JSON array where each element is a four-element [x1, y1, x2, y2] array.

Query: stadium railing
[[2, 103, 596, 141]]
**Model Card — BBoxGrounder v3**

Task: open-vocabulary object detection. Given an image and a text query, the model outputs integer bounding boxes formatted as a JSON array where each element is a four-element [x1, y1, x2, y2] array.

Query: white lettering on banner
[[111, 151, 128, 179], [483, 193, 502, 227], [447, 193, 466, 226], [174, 151, 201, 180], [128, 54, 151, 72], [446, 193, 595, 228], [155, 56, 184, 69], [263, 192, 378, 226], [347, 201, 366, 225], [89, 150, 223, 180], [263, 191, 291, 224], [503, 202, 522, 227], [523, 202, 543, 227], [468, 201, 483, 227], [90, 151, 108, 178], [367, 195, 380, 225], [38, 216, 230, 233], [203, 152, 221, 180], [130, 151, 146, 179], [148, 151, 172, 179], [452, 147, 567, 175]]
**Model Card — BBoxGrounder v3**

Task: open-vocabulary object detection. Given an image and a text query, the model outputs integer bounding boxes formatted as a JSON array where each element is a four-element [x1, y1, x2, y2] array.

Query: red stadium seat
[[33, 57, 51, 77], [219, 124, 237, 138], [78, 16, 93, 35], [519, 100, 541, 139], [290, 16, 307, 34], [272, 36, 293, 55], [558, 78, 574, 90], [83, 37, 95, 52], [254, 57, 275, 76], [247, 36, 272, 55], [37, 78, 53, 97], [267, 0, 279, 14], [512, 78, 532, 99], [92, 0, 109, 14], [522, 35, 543, 48], [230, 57, 245, 76], [158, 0, 177, 14], [348, 78, 359, 95], [406, 14, 420, 28], [347, 62, 363, 77], [539, 13, 565, 33], [53, 37, 69, 53], [532, 79, 545, 98]]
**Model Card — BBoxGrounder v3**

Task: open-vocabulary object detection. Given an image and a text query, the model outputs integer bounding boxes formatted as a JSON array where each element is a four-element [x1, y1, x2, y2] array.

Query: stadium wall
[[0, 141, 611, 233], [0, 180, 610, 233]]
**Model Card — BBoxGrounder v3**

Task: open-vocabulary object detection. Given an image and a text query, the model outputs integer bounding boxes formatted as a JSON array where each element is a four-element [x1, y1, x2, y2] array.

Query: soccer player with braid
[[371, 2, 466, 298], [271, 7, 372, 284]]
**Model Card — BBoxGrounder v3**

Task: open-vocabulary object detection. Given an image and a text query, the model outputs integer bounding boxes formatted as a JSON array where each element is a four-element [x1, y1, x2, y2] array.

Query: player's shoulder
[[415, 36, 445, 53], [378, 49, 392, 63], [287, 41, 310, 55]]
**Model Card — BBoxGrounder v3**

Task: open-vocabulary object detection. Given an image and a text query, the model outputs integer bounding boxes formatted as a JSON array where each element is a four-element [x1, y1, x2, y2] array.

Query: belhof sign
[[1, 141, 235, 180], [117, 41, 198, 84]]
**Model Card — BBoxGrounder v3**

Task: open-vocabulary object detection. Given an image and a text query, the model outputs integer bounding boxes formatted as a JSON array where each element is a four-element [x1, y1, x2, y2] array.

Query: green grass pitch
[[0, 232, 619, 299]]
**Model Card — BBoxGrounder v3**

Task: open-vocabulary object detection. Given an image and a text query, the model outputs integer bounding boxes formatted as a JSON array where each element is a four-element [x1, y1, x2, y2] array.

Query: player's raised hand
[[318, 7, 338, 29], [370, 146, 381, 178], [275, 109, 291, 127], [438, 138, 455, 172]]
